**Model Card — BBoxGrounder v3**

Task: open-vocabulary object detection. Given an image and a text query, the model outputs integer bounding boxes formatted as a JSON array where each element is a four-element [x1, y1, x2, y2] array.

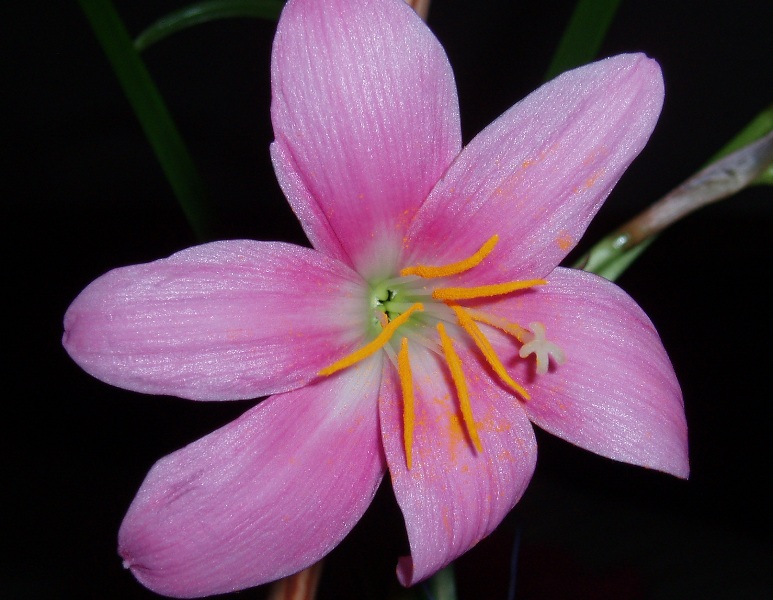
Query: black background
[[6, 1, 772, 598]]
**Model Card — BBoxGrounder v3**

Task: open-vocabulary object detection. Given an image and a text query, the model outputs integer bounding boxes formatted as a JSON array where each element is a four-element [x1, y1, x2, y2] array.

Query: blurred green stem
[[425, 564, 457, 600], [78, 0, 214, 240]]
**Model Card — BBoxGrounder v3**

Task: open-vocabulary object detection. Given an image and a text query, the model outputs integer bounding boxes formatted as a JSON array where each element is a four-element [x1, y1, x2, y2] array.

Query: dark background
[[6, 1, 772, 598]]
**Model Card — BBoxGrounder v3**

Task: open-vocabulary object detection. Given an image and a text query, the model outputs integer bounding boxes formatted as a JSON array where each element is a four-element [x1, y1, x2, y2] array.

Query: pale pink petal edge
[[405, 54, 664, 282], [271, 0, 461, 275], [63, 240, 367, 401], [119, 357, 386, 597], [379, 342, 537, 585], [483, 267, 689, 478]]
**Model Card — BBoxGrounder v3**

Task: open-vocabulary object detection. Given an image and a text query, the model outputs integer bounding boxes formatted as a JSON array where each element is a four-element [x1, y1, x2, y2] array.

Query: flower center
[[319, 235, 565, 469]]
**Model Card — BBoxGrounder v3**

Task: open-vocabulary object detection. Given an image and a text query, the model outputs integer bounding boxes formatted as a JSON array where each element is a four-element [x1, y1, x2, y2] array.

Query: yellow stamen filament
[[319, 303, 424, 376], [400, 235, 499, 278], [462, 308, 530, 343], [437, 322, 482, 453], [451, 305, 530, 400], [433, 279, 546, 301], [397, 337, 415, 470]]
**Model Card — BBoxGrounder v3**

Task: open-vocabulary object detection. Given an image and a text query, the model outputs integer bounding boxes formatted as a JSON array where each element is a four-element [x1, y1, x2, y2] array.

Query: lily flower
[[63, 0, 689, 596]]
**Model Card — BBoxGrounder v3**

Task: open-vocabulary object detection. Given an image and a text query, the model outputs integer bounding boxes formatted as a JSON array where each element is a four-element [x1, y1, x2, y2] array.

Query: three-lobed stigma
[[319, 235, 565, 469]]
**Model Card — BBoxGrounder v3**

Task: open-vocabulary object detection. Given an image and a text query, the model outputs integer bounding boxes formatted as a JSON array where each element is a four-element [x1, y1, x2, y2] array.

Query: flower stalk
[[578, 129, 773, 280], [405, 0, 431, 21], [267, 562, 323, 600]]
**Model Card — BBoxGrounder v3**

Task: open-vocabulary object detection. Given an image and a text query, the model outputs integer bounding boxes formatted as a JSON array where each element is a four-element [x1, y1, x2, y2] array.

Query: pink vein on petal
[[270, 0, 462, 275], [63, 240, 368, 400], [479, 267, 688, 478], [406, 53, 664, 282], [119, 356, 386, 598], [379, 343, 537, 585]]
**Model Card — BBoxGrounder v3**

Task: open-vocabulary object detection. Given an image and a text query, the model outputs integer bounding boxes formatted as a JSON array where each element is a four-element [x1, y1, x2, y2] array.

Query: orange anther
[[398, 337, 415, 470], [433, 279, 546, 302], [400, 235, 499, 279], [437, 322, 482, 453]]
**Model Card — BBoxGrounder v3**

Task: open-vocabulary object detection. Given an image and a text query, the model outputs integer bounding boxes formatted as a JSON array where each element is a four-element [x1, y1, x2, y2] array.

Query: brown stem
[[618, 130, 773, 249], [405, 0, 431, 20], [266, 562, 324, 600]]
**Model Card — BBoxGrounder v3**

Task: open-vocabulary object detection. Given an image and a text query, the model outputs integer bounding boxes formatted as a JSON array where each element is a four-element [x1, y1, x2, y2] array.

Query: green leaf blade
[[78, 0, 215, 240], [544, 0, 623, 80]]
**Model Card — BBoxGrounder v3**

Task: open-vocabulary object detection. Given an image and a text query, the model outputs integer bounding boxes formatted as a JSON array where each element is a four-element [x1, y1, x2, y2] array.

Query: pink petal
[[270, 0, 461, 275], [63, 240, 367, 400], [405, 54, 664, 281], [119, 358, 386, 598], [481, 267, 689, 478], [379, 342, 537, 585]]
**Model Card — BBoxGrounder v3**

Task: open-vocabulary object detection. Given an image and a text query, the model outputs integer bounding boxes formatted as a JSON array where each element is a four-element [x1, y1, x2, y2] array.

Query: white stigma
[[519, 322, 566, 375]]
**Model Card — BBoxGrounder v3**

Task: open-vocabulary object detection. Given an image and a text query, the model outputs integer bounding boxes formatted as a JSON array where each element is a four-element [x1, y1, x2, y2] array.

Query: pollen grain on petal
[[555, 231, 574, 251], [400, 235, 499, 279]]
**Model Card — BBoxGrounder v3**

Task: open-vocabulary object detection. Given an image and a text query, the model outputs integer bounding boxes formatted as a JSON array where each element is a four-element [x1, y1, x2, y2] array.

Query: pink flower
[[63, 0, 688, 596]]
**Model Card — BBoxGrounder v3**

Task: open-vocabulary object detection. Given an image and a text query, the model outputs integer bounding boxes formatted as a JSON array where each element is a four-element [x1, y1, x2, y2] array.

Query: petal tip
[[396, 555, 415, 587]]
